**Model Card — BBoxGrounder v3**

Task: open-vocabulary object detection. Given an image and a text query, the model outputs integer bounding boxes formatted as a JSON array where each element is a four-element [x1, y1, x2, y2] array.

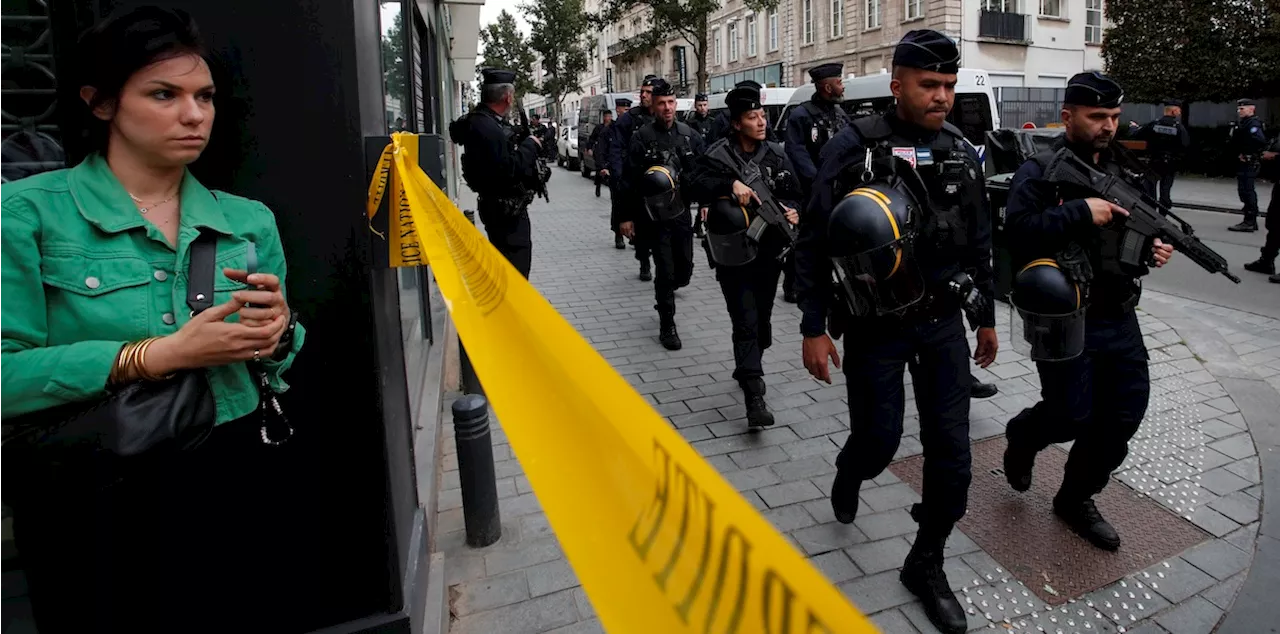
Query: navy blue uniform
[[783, 100, 851, 196], [589, 123, 611, 196], [624, 120, 707, 322], [686, 112, 716, 145], [1233, 115, 1267, 223], [454, 105, 541, 278], [1003, 142, 1150, 501], [609, 105, 655, 264], [1133, 115, 1190, 209], [688, 139, 802, 386], [795, 113, 993, 528]]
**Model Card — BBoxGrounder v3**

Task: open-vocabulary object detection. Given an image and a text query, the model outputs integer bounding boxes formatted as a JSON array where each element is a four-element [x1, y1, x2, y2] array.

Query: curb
[[1173, 201, 1270, 218]]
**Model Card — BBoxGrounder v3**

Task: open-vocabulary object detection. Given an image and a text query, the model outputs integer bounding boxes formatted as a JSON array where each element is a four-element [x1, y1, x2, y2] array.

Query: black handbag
[[3, 233, 223, 491]]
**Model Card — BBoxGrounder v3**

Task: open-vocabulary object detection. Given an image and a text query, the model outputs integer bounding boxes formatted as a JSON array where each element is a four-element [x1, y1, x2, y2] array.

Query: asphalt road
[[1145, 207, 1278, 317]]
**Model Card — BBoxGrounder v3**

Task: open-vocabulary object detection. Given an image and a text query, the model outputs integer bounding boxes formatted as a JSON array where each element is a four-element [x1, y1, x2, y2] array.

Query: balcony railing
[[978, 10, 1028, 41]]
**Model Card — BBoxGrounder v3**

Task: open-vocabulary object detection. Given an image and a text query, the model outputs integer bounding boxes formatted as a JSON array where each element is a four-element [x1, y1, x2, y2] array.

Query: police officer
[[622, 78, 707, 350], [1001, 72, 1176, 553], [688, 84, 802, 427], [794, 31, 997, 634], [687, 93, 715, 143], [785, 63, 850, 196], [609, 76, 659, 280], [709, 80, 779, 142], [602, 98, 632, 248], [589, 108, 613, 200], [448, 68, 544, 278], [1244, 136, 1280, 282], [1228, 98, 1267, 232], [1132, 98, 1190, 209]]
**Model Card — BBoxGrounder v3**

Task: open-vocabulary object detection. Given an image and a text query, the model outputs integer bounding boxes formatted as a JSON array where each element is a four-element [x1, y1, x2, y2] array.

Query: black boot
[[830, 469, 861, 524], [1003, 408, 1038, 492], [970, 381, 998, 399], [1054, 494, 1121, 551], [900, 510, 967, 634], [659, 318, 682, 350], [1228, 219, 1258, 232], [615, 233, 625, 249], [1244, 258, 1275, 275], [741, 379, 775, 428], [639, 261, 653, 281], [1270, 273, 1280, 284]]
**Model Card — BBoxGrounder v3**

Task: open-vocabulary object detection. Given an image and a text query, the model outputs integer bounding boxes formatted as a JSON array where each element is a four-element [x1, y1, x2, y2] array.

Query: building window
[[983, 0, 1016, 10], [1085, 0, 1103, 43], [714, 28, 722, 65], [746, 14, 758, 56], [831, 0, 844, 38], [1040, 0, 1062, 17], [768, 8, 780, 51], [728, 20, 739, 61], [803, 0, 814, 44], [866, 0, 881, 29], [905, 0, 923, 20]]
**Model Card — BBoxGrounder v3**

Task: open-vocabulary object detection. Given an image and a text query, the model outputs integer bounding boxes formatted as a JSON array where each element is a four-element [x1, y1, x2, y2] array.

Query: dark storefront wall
[[1, 0, 445, 631]]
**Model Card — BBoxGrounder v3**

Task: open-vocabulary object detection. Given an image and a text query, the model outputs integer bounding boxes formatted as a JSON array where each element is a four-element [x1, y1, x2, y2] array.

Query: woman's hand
[[731, 180, 761, 207], [782, 206, 800, 225], [146, 299, 287, 375], [223, 269, 290, 328]]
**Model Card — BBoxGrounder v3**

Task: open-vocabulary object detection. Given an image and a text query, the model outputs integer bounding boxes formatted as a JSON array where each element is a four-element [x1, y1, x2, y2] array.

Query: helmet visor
[[706, 229, 758, 267], [830, 237, 926, 317], [1010, 302, 1087, 362]]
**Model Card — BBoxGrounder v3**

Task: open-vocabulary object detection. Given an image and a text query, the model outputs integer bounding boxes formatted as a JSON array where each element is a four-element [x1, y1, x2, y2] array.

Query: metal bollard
[[451, 394, 501, 547]]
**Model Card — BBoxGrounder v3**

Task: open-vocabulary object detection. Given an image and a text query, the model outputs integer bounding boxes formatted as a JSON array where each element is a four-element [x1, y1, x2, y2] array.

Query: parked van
[[706, 87, 796, 132], [576, 92, 640, 177], [558, 111, 581, 171], [777, 69, 1000, 153]]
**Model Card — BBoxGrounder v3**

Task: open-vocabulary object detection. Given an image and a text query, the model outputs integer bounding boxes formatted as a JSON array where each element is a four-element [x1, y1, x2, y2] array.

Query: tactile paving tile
[[889, 437, 1210, 605]]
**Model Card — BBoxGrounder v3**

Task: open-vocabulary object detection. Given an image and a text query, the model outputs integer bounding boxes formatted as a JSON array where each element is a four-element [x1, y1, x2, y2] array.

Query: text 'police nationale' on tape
[[375, 134, 879, 633]]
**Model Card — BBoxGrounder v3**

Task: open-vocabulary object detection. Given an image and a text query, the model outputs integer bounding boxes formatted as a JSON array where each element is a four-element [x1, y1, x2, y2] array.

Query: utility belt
[[478, 192, 533, 217], [1085, 281, 1141, 319], [1241, 154, 1263, 169], [828, 282, 961, 339]]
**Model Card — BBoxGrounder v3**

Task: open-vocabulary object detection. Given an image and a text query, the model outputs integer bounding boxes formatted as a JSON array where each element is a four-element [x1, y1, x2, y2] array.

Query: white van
[[777, 69, 1000, 154], [706, 87, 797, 131], [576, 92, 640, 177]]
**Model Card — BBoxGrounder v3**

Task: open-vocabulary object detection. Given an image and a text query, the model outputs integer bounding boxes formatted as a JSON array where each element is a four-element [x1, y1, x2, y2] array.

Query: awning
[[434, 0, 486, 81]]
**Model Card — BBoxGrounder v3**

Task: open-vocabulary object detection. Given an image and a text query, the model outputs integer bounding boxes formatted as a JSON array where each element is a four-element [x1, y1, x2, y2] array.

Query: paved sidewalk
[[1171, 176, 1272, 214], [435, 171, 1279, 633]]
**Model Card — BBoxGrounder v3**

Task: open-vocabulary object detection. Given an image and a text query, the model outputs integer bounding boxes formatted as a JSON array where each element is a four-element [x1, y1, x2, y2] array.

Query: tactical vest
[[802, 101, 850, 164], [635, 121, 699, 175], [704, 138, 789, 193], [457, 110, 528, 202], [839, 116, 982, 259], [1147, 116, 1184, 161]]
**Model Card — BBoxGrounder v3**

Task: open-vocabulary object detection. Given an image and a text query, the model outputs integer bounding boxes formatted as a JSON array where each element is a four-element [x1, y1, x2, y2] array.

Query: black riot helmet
[[1010, 259, 1087, 362], [639, 165, 684, 221], [827, 178, 928, 317], [704, 196, 759, 266]]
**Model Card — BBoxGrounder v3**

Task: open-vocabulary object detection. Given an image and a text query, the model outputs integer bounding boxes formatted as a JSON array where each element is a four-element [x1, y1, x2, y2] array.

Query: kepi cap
[[642, 74, 660, 87], [808, 63, 843, 82], [650, 78, 675, 97], [727, 86, 763, 118], [1161, 97, 1183, 108], [1064, 71, 1123, 108], [481, 68, 517, 86], [734, 80, 763, 90], [615, 98, 633, 107], [893, 30, 960, 74], [695, 93, 709, 101], [1237, 98, 1256, 107]]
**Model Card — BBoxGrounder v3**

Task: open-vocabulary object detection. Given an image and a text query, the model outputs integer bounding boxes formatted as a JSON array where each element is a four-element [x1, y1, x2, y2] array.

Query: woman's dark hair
[[76, 6, 207, 151]]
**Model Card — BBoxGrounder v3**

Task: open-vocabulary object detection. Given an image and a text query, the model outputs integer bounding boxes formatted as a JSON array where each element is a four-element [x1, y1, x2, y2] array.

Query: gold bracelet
[[110, 340, 142, 385], [135, 337, 175, 381]]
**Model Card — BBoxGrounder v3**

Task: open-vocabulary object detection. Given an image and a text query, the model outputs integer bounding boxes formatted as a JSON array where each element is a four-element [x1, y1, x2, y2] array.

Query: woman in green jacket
[[1, 7, 304, 631]]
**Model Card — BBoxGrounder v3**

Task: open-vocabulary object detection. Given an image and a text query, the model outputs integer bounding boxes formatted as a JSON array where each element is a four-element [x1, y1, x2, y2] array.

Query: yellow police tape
[[381, 133, 878, 633]]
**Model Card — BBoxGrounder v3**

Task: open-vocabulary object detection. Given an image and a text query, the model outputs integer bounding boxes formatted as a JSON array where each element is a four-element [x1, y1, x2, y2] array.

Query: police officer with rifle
[[794, 31, 998, 634], [1001, 72, 1238, 554], [448, 68, 545, 278], [609, 76, 659, 281], [688, 83, 802, 428], [622, 78, 707, 350]]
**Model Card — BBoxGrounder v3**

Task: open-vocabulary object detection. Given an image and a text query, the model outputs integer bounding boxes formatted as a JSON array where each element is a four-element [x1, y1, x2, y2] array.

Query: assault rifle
[[1042, 148, 1240, 283], [709, 144, 799, 257], [516, 109, 552, 203]]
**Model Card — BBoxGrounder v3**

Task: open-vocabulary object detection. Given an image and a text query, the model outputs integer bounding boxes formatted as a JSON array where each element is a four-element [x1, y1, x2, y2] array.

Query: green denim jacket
[[1, 153, 304, 424]]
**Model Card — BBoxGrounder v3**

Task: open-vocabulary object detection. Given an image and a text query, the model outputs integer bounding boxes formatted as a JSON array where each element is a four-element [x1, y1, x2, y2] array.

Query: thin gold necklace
[[129, 191, 178, 214]]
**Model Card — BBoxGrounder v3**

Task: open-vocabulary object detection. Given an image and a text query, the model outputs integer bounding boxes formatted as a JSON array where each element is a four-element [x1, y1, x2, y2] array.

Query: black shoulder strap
[[852, 115, 893, 143], [764, 141, 786, 161], [187, 231, 218, 315]]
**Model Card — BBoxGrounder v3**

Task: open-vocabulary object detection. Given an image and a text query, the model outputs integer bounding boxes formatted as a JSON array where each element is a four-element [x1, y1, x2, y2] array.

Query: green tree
[[1103, 0, 1279, 103], [479, 10, 538, 99], [380, 5, 407, 104], [595, 0, 779, 94], [522, 0, 596, 122]]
